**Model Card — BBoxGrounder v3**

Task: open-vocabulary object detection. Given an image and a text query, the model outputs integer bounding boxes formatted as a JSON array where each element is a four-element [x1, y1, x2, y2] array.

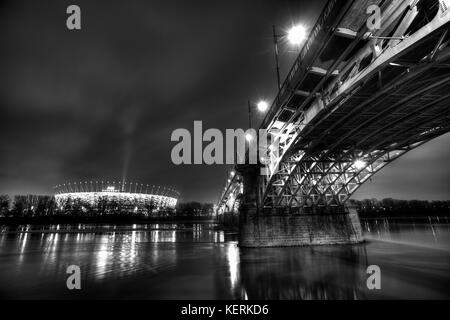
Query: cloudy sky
[[1, 0, 449, 203]]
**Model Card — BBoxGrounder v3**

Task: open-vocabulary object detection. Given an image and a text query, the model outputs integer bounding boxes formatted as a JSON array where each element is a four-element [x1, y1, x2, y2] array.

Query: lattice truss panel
[[218, 176, 243, 214], [264, 146, 412, 207]]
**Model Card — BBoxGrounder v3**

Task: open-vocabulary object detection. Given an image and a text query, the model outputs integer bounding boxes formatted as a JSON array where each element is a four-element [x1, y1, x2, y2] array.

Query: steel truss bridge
[[218, 0, 450, 215]]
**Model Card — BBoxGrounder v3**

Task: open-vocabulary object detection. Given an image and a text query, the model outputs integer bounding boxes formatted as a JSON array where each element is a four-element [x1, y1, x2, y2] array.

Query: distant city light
[[257, 100, 269, 112], [55, 191, 178, 209], [230, 170, 235, 177], [54, 181, 179, 211], [287, 25, 306, 45], [354, 159, 366, 170]]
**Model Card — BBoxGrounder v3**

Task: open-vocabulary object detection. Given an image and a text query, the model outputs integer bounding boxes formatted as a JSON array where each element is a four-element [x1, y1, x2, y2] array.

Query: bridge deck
[[218, 0, 450, 213]]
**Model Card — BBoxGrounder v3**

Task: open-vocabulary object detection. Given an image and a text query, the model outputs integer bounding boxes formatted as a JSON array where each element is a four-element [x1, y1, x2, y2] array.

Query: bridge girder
[[217, 0, 450, 212]]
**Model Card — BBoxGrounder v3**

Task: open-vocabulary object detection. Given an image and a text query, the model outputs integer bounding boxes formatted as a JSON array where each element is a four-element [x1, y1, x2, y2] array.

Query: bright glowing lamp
[[245, 133, 253, 142], [257, 100, 269, 112], [354, 159, 366, 170], [287, 25, 306, 45]]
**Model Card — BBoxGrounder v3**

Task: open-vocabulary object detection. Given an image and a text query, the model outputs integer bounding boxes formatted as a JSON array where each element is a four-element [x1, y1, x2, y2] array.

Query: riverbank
[[360, 215, 450, 223], [214, 213, 450, 231], [0, 216, 217, 226], [1, 214, 448, 230]]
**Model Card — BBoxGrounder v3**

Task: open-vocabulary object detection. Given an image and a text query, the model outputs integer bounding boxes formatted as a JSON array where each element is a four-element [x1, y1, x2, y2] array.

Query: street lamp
[[272, 24, 307, 90], [287, 25, 307, 45], [354, 159, 366, 170], [247, 99, 269, 128], [257, 100, 269, 112]]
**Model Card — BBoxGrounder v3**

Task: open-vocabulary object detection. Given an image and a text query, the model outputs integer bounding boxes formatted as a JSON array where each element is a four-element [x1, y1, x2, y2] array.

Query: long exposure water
[[0, 218, 449, 299]]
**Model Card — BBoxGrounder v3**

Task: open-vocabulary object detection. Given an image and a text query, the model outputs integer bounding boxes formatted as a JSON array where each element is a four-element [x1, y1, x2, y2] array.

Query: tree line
[[2, 194, 447, 219], [349, 198, 450, 217], [0, 194, 214, 218]]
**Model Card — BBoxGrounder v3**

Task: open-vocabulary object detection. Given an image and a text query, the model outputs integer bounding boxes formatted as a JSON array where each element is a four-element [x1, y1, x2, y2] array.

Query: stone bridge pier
[[237, 164, 364, 247]]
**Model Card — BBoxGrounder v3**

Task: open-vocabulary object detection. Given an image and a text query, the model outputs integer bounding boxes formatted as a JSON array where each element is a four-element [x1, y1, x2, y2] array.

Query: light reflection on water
[[0, 220, 449, 299], [362, 217, 450, 250]]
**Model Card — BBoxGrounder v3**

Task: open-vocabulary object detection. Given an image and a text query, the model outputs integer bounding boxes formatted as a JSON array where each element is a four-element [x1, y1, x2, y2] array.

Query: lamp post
[[272, 25, 282, 91], [272, 24, 307, 92]]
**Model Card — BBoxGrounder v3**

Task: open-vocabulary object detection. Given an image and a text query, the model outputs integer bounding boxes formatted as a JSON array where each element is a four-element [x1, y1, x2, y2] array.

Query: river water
[[0, 218, 449, 299]]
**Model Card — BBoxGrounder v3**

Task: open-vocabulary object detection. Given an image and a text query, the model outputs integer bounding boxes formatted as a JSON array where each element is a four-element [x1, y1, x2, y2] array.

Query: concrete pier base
[[239, 206, 364, 247], [235, 163, 363, 247]]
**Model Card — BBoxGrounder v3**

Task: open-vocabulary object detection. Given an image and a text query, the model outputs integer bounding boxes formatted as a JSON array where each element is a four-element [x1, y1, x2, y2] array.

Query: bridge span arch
[[217, 0, 450, 246]]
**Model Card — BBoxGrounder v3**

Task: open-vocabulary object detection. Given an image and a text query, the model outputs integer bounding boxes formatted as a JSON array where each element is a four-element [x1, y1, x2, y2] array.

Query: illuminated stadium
[[54, 181, 179, 213]]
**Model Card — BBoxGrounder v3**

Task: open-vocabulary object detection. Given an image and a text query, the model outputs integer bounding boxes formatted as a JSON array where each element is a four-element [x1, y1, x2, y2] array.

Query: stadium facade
[[54, 181, 179, 213]]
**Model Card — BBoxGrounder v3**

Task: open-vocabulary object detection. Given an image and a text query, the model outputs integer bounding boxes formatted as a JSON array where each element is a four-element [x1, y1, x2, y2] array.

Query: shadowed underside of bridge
[[218, 0, 450, 247]]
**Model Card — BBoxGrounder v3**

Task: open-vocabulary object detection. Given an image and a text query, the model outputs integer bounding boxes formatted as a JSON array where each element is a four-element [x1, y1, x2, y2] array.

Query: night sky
[[1, 0, 449, 203]]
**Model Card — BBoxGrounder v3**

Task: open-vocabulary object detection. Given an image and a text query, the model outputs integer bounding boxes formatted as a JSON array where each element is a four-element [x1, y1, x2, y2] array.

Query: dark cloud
[[1, 0, 449, 202]]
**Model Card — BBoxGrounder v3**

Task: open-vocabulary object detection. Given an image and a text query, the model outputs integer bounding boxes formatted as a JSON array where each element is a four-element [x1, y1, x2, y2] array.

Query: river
[[0, 218, 449, 299]]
